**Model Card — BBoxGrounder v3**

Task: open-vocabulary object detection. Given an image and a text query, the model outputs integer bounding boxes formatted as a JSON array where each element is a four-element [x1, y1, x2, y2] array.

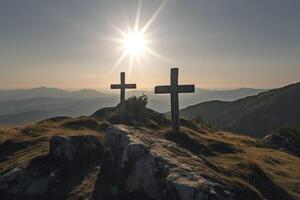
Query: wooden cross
[[111, 72, 136, 121], [155, 68, 195, 132]]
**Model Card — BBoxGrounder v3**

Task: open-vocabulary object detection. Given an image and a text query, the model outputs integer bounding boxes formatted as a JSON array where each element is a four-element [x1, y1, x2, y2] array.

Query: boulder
[[263, 134, 289, 150], [100, 125, 261, 200], [24, 177, 48, 196], [263, 133, 300, 156], [0, 167, 49, 197], [50, 135, 75, 161], [50, 135, 103, 161]]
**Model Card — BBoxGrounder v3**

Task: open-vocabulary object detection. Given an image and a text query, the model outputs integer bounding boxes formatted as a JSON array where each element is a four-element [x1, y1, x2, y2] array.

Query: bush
[[272, 126, 300, 146], [123, 94, 148, 119]]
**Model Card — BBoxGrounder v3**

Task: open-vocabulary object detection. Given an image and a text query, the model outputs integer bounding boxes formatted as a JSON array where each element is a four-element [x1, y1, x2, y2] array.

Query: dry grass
[[0, 116, 105, 174], [174, 128, 300, 200], [1, 117, 299, 200]]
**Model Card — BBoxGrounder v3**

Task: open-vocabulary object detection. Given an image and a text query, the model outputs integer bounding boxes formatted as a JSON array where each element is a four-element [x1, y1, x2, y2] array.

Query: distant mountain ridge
[[0, 87, 266, 125], [0, 87, 265, 103], [0, 109, 77, 125], [181, 82, 300, 137], [0, 87, 106, 101]]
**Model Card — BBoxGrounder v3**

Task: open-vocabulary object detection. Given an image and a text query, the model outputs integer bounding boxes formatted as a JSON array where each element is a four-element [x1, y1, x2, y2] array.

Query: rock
[[0, 167, 23, 183], [101, 125, 261, 200], [25, 177, 48, 196], [50, 135, 76, 161], [263, 132, 300, 156], [49, 135, 103, 161], [0, 167, 49, 197], [49, 171, 56, 178], [263, 134, 288, 150]]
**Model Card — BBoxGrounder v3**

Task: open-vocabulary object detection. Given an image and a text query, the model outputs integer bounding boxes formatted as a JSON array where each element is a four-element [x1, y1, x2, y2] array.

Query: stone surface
[[101, 125, 259, 200], [50, 135, 76, 161], [49, 134, 103, 161], [24, 177, 49, 196], [0, 167, 49, 197]]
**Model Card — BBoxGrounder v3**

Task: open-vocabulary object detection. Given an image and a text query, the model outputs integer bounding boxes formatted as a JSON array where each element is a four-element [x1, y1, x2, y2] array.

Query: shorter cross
[[111, 72, 136, 121], [155, 68, 195, 132]]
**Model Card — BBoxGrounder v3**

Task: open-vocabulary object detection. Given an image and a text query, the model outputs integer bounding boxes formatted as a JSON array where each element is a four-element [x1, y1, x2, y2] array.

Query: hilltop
[[0, 99, 299, 199], [181, 82, 300, 137]]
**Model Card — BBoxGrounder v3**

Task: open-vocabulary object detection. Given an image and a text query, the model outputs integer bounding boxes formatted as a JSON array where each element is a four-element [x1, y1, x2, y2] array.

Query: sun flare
[[122, 31, 146, 57], [108, 0, 168, 73]]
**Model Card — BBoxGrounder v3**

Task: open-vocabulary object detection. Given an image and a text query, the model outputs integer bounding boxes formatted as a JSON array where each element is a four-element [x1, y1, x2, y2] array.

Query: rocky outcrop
[[100, 125, 262, 200], [263, 133, 300, 156], [50, 135, 103, 161], [263, 134, 289, 150], [0, 134, 104, 198], [0, 167, 49, 197]]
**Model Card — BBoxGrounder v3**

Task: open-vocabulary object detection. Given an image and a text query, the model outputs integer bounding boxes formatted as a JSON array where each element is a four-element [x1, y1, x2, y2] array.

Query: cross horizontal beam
[[111, 84, 137, 89], [178, 85, 195, 93], [154, 86, 170, 94], [155, 85, 195, 94]]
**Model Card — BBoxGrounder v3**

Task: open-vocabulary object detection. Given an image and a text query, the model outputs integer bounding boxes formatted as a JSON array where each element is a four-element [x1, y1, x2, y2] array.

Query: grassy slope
[[160, 127, 300, 200], [0, 117, 299, 200], [0, 117, 107, 200], [181, 82, 300, 137]]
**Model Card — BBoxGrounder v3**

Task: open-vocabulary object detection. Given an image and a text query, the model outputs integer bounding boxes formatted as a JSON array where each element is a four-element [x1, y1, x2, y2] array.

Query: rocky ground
[[0, 107, 299, 200]]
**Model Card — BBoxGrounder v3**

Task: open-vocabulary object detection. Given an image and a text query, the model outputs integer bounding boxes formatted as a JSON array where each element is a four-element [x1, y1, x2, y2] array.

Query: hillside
[[0, 106, 300, 200], [181, 82, 300, 137]]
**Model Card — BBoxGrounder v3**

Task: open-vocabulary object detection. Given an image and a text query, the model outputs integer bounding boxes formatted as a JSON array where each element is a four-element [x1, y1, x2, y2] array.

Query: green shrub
[[123, 94, 148, 119]]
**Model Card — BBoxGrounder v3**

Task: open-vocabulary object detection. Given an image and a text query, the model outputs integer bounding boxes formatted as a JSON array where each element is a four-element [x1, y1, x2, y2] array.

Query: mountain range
[[0, 87, 265, 125], [0, 87, 106, 101], [181, 82, 300, 137]]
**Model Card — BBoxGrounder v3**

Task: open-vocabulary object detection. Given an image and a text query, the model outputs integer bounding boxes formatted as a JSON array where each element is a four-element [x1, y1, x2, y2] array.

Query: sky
[[0, 0, 299, 90]]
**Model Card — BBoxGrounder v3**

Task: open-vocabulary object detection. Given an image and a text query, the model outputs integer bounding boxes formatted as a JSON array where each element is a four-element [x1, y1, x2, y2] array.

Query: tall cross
[[155, 68, 195, 132], [111, 72, 136, 121]]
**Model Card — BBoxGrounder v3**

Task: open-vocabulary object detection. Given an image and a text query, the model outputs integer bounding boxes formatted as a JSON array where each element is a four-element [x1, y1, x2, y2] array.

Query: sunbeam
[[107, 0, 169, 73]]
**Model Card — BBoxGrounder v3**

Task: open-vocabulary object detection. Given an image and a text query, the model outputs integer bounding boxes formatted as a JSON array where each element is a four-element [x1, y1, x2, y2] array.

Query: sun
[[122, 30, 146, 57], [108, 0, 168, 73]]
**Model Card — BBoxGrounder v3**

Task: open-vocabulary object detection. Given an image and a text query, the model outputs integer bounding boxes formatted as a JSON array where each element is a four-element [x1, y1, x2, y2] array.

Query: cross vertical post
[[170, 68, 180, 132], [120, 72, 125, 120], [155, 68, 195, 133], [111, 72, 137, 122]]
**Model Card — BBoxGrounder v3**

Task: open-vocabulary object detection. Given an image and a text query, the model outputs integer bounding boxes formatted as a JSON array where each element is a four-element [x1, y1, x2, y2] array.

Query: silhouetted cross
[[111, 72, 136, 121], [155, 68, 195, 132]]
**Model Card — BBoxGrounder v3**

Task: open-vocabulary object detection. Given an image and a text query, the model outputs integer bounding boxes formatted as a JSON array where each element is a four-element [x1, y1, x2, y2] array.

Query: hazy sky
[[0, 0, 299, 90]]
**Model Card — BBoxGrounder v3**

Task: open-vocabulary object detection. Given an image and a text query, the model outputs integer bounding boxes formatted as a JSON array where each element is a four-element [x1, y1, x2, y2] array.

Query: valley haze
[[0, 86, 266, 125]]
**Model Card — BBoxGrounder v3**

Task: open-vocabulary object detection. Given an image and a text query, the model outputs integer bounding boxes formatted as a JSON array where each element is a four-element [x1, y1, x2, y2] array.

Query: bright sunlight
[[108, 0, 168, 73], [122, 30, 146, 57]]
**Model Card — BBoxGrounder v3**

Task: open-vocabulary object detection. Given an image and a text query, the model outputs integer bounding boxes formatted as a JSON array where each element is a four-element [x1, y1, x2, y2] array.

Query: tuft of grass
[[62, 117, 110, 132]]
